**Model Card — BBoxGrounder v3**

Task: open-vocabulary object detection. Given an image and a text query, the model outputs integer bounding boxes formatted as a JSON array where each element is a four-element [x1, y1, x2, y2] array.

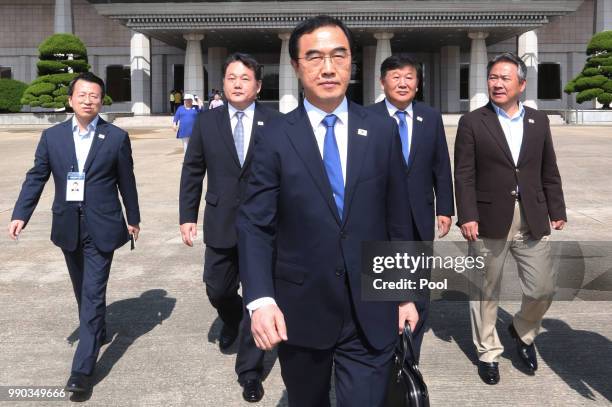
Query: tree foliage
[[565, 30, 612, 109], [0, 78, 28, 113]]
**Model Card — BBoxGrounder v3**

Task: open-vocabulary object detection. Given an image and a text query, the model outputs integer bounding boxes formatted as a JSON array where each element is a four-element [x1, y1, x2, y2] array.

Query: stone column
[[596, 0, 612, 31], [54, 0, 72, 34], [278, 32, 299, 113], [362, 45, 376, 105], [518, 30, 538, 109], [440, 45, 460, 113], [468, 32, 489, 111], [183, 33, 205, 99], [373, 32, 394, 103], [207, 47, 227, 98], [130, 31, 151, 115]]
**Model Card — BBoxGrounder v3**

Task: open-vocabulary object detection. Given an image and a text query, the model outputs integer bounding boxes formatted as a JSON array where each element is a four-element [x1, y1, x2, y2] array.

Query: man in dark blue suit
[[179, 53, 280, 402], [367, 55, 454, 361], [237, 16, 418, 407], [8, 72, 140, 394]]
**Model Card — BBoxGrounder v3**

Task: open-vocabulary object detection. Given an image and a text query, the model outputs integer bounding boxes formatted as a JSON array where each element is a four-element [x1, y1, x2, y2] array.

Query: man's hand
[[460, 221, 479, 241], [251, 304, 288, 350], [128, 224, 140, 240], [437, 215, 452, 238], [398, 301, 419, 334], [8, 220, 25, 240], [180, 223, 197, 247], [551, 220, 566, 230]]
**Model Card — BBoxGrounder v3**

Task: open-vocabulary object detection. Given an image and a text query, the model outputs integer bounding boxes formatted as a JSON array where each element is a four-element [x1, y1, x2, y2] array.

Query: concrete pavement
[[0, 122, 610, 406]]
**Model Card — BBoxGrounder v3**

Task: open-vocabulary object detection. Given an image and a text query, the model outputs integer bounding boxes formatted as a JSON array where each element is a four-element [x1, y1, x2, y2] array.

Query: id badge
[[66, 172, 85, 202]]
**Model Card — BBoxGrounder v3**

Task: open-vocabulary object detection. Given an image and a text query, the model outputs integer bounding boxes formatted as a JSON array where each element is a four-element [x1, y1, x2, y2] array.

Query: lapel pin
[[528, 118, 535, 124], [98, 134, 105, 139], [416, 116, 423, 122], [357, 128, 368, 136], [257, 121, 264, 126]]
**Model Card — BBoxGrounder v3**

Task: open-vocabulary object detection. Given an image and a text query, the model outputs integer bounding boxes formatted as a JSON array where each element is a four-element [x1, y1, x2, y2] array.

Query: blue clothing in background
[[174, 105, 201, 138]]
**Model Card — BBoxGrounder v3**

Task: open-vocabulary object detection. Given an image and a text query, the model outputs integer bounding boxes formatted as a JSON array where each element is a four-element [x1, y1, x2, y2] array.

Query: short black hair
[[289, 15, 354, 61], [380, 55, 422, 83], [68, 72, 105, 98], [222, 52, 262, 81], [487, 52, 527, 82]]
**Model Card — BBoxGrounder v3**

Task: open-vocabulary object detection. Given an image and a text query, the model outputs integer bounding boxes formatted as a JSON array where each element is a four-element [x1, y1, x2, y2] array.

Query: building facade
[[1, 0, 611, 114]]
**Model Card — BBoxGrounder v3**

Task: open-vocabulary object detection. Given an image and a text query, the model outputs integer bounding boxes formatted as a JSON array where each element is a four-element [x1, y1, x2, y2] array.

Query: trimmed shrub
[[0, 78, 28, 113], [22, 33, 102, 110], [566, 31, 612, 107], [103, 95, 113, 106]]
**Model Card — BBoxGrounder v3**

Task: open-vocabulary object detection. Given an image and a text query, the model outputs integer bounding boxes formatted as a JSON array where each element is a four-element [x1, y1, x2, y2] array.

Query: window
[[0, 66, 12, 79], [106, 65, 131, 102], [538, 63, 561, 100], [460, 64, 469, 100], [259, 64, 279, 101]]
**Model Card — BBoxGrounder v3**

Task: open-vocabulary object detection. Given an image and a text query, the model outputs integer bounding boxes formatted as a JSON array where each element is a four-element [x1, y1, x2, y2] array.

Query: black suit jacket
[[368, 100, 454, 241], [12, 118, 140, 252], [237, 101, 415, 351], [179, 102, 281, 248], [454, 102, 566, 239]]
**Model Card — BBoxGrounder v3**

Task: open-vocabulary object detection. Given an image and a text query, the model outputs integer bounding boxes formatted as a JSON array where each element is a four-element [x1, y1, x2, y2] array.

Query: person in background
[[209, 92, 224, 110], [174, 90, 182, 110], [173, 93, 201, 153], [169, 89, 176, 114]]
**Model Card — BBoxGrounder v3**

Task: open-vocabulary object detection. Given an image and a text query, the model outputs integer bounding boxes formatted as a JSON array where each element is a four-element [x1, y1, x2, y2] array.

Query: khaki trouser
[[469, 201, 557, 363]]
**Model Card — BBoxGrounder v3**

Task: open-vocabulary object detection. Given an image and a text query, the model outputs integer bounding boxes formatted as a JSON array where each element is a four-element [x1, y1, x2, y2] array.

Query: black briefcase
[[385, 324, 429, 407]]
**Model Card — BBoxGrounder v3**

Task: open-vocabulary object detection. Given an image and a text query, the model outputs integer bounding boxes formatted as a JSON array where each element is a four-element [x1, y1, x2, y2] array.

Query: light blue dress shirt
[[492, 102, 525, 165], [71, 115, 99, 172]]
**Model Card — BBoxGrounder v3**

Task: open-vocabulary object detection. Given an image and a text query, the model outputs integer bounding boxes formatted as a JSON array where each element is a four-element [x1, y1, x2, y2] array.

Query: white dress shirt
[[492, 102, 525, 165], [227, 101, 256, 163], [385, 98, 413, 151], [246, 97, 350, 314], [71, 115, 99, 172]]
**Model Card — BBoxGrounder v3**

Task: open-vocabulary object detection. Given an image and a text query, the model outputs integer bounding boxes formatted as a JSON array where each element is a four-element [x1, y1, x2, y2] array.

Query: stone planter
[[562, 109, 612, 124]]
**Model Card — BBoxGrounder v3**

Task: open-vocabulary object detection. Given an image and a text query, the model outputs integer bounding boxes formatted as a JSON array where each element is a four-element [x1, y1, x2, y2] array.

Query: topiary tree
[[21, 33, 112, 110], [0, 78, 28, 113], [565, 30, 612, 109]]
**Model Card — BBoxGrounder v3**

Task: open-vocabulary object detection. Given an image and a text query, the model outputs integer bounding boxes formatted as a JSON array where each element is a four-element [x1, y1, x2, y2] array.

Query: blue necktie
[[322, 114, 344, 219], [234, 111, 245, 166], [395, 110, 410, 164]]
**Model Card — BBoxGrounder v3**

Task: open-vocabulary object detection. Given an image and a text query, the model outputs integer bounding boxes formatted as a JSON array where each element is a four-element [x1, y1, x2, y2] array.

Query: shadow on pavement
[[66, 288, 176, 396]]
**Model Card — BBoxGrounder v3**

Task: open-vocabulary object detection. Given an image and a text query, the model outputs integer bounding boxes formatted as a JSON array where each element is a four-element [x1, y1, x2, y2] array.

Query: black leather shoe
[[219, 324, 239, 351], [242, 379, 264, 403], [477, 361, 500, 385], [65, 373, 91, 394], [509, 324, 538, 371]]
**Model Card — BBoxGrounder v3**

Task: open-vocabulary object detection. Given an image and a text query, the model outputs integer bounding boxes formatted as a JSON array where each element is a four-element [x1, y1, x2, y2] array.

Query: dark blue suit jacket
[[179, 102, 281, 248], [237, 101, 415, 351], [368, 100, 454, 241], [12, 118, 140, 253]]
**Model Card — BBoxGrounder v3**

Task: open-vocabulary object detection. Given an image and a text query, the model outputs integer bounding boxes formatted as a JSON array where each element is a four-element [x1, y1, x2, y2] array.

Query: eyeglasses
[[297, 51, 351, 68]]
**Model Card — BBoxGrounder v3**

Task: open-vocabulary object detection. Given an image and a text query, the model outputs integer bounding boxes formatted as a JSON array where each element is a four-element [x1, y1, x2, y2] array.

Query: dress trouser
[[410, 220, 430, 363], [470, 200, 556, 363], [277, 279, 394, 407], [204, 245, 264, 383], [62, 214, 113, 375]]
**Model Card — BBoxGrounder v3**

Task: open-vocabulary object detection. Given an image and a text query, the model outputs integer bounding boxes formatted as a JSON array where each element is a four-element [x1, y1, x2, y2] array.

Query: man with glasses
[[8, 72, 140, 395], [237, 15, 418, 406]]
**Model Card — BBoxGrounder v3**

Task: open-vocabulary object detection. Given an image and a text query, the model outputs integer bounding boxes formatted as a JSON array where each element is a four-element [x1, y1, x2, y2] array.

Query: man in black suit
[[367, 55, 454, 361], [8, 72, 140, 394], [237, 16, 418, 406], [179, 53, 280, 403]]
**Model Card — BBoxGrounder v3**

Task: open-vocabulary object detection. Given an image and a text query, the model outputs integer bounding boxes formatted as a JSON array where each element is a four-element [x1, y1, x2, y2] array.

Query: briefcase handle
[[400, 322, 419, 367]]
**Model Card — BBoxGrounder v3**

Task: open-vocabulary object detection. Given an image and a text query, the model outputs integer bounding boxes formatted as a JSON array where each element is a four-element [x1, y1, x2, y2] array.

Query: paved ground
[[0, 121, 610, 406]]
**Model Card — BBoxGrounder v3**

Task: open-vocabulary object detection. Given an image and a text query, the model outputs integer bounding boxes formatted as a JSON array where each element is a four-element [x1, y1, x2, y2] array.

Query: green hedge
[[37, 60, 69, 75], [31, 73, 78, 86], [0, 78, 28, 113], [103, 95, 113, 106], [39, 34, 87, 59], [26, 82, 56, 96], [54, 95, 69, 104], [586, 30, 612, 55], [582, 67, 600, 76], [63, 59, 90, 73], [576, 88, 604, 103], [52, 86, 68, 96], [39, 94, 53, 104]]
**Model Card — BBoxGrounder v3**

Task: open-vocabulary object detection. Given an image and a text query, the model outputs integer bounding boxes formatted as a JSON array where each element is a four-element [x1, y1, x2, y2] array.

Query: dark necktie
[[395, 110, 410, 164]]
